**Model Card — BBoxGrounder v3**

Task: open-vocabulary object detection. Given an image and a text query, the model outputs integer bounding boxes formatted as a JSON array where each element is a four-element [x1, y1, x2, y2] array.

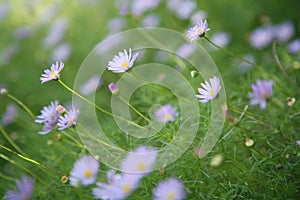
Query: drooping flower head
[[248, 80, 273, 109], [6, 176, 35, 200], [121, 146, 158, 175], [107, 48, 139, 73], [187, 19, 210, 42], [40, 61, 64, 84], [108, 82, 118, 94], [69, 155, 99, 187], [35, 100, 59, 135], [196, 76, 221, 103], [93, 170, 142, 200], [57, 108, 80, 130], [155, 104, 178, 123], [153, 178, 185, 200]]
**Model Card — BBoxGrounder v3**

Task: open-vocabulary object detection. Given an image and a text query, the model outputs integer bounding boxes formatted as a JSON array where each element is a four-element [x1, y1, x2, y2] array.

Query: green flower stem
[[204, 36, 266, 73], [61, 130, 83, 148], [58, 79, 146, 130], [0, 144, 59, 177], [4, 91, 35, 120], [0, 126, 28, 156]]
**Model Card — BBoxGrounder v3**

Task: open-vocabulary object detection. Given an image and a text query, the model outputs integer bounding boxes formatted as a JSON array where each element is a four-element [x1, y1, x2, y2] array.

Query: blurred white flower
[[249, 25, 274, 49], [107, 17, 126, 34], [80, 75, 102, 96], [42, 18, 69, 49], [1, 104, 17, 126], [39, 4, 60, 24], [131, 0, 161, 16], [0, 44, 18, 66], [51, 43, 72, 61], [167, 0, 196, 19], [141, 14, 160, 27], [288, 39, 300, 54], [13, 26, 33, 40], [211, 32, 231, 49], [190, 10, 207, 25], [176, 43, 196, 58], [0, 1, 9, 21], [274, 21, 294, 43]]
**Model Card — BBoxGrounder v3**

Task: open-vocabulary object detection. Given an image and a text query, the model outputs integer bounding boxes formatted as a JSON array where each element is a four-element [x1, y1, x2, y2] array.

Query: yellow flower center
[[50, 70, 59, 78], [167, 192, 176, 200], [67, 117, 74, 126], [84, 169, 92, 178], [121, 61, 129, 68], [164, 114, 171, 121], [195, 27, 204, 35], [137, 162, 146, 171], [122, 184, 131, 193], [209, 90, 215, 97]]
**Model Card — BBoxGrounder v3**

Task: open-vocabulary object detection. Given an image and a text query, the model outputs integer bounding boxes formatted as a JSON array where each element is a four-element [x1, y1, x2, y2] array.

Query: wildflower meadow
[[1, 0, 300, 199]]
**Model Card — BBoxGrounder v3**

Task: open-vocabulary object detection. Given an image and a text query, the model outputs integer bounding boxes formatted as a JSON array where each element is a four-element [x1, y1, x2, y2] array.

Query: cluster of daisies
[[6, 146, 185, 200], [6, 19, 292, 200]]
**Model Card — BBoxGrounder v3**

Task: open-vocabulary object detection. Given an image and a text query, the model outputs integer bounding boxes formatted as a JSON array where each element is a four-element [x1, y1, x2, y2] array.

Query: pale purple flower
[[187, 19, 210, 42], [40, 61, 64, 84], [288, 39, 300, 54], [153, 178, 185, 200], [274, 21, 294, 43], [121, 146, 157, 174], [1, 104, 17, 126], [69, 155, 99, 187], [51, 43, 72, 61], [297, 141, 300, 146], [80, 76, 102, 96], [196, 76, 221, 103], [141, 14, 160, 27], [35, 101, 59, 135], [155, 104, 178, 123], [0, 44, 18, 66], [167, 0, 196, 20], [13, 26, 33, 40], [131, 0, 161, 16], [190, 10, 207, 25], [108, 82, 118, 94], [249, 25, 274, 49], [42, 18, 69, 49], [0, 1, 9, 21], [6, 176, 34, 200], [93, 170, 142, 200], [107, 17, 126, 34], [211, 32, 231, 49], [107, 48, 139, 73], [248, 80, 273, 109], [176, 43, 196, 58], [57, 108, 79, 130]]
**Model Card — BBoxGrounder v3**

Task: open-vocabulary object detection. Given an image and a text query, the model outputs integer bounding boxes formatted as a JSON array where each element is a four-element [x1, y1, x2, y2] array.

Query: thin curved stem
[[5, 92, 35, 120], [58, 79, 146, 130]]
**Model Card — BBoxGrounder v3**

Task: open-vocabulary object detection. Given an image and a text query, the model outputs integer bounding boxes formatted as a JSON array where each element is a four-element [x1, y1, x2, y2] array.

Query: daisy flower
[[80, 75, 102, 96], [40, 61, 64, 84], [107, 48, 139, 73], [1, 104, 17, 126], [35, 100, 59, 135], [69, 155, 99, 187], [296, 141, 300, 146], [57, 108, 79, 130], [6, 176, 35, 200], [248, 80, 273, 109], [196, 76, 221, 103], [153, 178, 185, 200], [120, 146, 157, 175], [93, 170, 142, 200], [155, 104, 178, 123], [187, 19, 210, 42]]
